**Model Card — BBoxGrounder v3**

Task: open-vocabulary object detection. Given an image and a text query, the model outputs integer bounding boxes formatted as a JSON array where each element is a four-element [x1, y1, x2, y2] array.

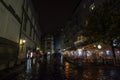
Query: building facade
[[64, 0, 106, 49], [0, 0, 41, 70], [44, 35, 54, 54], [63, 0, 120, 64]]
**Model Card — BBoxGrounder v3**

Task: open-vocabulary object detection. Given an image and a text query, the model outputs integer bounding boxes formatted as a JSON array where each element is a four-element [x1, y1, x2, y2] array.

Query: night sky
[[32, 0, 79, 35]]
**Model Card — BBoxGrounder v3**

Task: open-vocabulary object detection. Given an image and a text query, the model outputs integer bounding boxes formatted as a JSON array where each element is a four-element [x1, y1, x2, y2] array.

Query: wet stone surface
[[1, 58, 120, 80]]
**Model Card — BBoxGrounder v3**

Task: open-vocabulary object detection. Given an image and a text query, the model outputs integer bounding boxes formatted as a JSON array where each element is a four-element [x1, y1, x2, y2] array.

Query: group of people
[[27, 49, 41, 64], [27, 49, 63, 65]]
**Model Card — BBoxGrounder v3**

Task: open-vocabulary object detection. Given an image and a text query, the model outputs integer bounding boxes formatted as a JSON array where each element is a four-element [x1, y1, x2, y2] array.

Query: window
[[47, 42, 51, 49], [29, 24, 32, 37], [23, 15, 27, 31], [47, 42, 51, 45], [83, 4, 86, 8], [25, 0, 28, 12], [33, 31, 35, 40]]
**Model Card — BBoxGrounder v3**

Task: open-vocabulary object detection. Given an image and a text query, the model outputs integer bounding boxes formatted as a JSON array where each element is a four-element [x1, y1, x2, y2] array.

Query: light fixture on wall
[[20, 39, 26, 52], [20, 39, 26, 45]]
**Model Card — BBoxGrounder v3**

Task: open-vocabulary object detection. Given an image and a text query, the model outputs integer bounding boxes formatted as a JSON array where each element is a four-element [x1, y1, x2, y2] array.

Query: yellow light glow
[[65, 62, 69, 66], [22, 40, 26, 43], [20, 39, 26, 45], [20, 39, 23, 45], [94, 45, 96, 47]]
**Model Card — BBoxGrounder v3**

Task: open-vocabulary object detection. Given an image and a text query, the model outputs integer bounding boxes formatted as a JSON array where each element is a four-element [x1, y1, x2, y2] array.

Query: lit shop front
[[64, 42, 120, 64]]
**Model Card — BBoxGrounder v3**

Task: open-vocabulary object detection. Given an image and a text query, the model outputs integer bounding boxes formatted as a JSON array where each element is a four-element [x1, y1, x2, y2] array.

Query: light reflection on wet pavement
[[12, 59, 120, 80]]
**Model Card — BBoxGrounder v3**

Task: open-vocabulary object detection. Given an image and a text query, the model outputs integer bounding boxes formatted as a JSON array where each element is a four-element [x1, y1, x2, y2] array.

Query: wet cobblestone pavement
[[1, 58, 120, 80]]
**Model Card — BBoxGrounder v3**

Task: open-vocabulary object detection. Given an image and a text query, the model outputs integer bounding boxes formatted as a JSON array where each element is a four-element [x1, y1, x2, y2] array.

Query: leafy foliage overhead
[[84, 0, 120, 42]]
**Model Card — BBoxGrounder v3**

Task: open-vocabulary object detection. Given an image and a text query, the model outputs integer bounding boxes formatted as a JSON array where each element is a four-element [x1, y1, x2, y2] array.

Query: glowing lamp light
[[47, 52, 50, 54], [90, 3, 95, 10], [20, 39, 26, 45], [36, 47, 40, 50], [97, 45, 102, 49], [94, 45, 96, 47], [20, 40, 23, 45], [78, 49, 82, 56], [23, 40, 26, 43], [106, 50, 110, 55], [63, 49, 66, 51]]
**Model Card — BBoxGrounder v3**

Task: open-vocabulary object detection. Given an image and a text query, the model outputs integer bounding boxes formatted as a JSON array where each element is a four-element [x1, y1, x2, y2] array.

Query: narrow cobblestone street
[[1, 58, 120, 80]]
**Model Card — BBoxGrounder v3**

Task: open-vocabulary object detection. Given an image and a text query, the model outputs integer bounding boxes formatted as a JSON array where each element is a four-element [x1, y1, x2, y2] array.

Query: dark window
[[47, 41, 51, 49], [47, 46, 50, 49], [47, 42, 51, 44], [25, 0, 28, 12], [29, 25, 32, 37], [23, 15, 27, 31], [33, 31, 35, 40]]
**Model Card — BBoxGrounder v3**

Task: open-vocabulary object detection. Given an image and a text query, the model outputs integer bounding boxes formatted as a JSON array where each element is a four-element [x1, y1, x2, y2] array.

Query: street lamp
[[97, 44, 102, 49]]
